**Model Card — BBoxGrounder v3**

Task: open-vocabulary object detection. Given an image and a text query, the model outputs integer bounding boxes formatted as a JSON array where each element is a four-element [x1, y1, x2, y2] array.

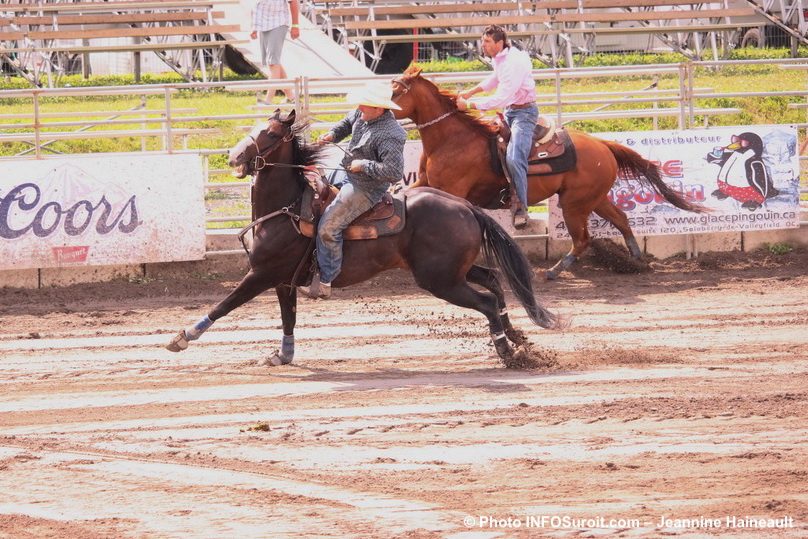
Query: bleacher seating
[[316, 0, 763, 69], [0, 0, 244, 86]]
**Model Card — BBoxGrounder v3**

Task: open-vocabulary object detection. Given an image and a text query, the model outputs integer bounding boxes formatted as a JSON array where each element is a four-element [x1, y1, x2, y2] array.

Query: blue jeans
[[327, 169, 349, 189], [504, 104, 538, 209], [316, 180, 378, 283]]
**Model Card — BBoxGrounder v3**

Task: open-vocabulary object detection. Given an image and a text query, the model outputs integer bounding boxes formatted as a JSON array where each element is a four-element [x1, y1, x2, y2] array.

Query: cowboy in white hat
[[347, 83, 403, 111], [299, 83, 406, 299]]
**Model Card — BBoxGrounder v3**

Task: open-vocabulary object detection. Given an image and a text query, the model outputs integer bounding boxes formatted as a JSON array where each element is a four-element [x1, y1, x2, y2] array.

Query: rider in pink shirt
[[474, 44, 536, 111], [457, 25, 537, 228]]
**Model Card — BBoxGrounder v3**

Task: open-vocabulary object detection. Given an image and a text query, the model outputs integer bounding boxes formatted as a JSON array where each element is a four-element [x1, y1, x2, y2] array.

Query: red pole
[[412, 28, 418, 62]]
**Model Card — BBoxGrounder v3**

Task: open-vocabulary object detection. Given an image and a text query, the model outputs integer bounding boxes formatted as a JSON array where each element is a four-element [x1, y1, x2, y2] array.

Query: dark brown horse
[[166, 110, 561, 365], [390, 66, 706, 279]]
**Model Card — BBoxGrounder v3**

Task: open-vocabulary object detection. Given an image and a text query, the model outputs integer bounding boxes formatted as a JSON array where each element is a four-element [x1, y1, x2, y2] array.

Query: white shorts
[[259, 26, 288, 65]]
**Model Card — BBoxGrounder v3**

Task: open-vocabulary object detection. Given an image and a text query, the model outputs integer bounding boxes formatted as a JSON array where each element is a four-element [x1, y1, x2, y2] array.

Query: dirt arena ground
[[1, 247, 806, 538]]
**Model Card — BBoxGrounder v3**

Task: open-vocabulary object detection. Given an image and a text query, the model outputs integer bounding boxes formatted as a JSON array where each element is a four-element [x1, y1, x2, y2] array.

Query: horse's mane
[[422, 77, 498, 138], [289, 121, 327, 169]]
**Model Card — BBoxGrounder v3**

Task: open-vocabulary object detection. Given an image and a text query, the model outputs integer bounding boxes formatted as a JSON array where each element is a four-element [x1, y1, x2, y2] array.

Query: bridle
[[237, 120, 328, 288], [391, 76, 455, 130], [391, 76, 411, 94], [237, 122, 312, 274], [246, 124, 345, 174], [248, 125, 296, 172]]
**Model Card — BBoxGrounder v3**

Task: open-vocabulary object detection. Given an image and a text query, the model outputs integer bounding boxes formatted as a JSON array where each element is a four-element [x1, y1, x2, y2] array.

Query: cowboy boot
[[513, 206, 529, 229], [298, 280, 332, 299]]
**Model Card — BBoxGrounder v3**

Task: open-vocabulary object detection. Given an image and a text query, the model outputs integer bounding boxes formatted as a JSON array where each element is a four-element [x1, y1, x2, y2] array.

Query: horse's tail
[[603, 139, 708, 213], [470, 207, 563, 330]]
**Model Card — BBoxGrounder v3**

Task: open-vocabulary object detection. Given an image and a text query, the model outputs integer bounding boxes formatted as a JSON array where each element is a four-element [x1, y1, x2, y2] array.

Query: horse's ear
[[404, 63, 422, 78], [270, 108, 282, 120], [283, 109, 297, 124]]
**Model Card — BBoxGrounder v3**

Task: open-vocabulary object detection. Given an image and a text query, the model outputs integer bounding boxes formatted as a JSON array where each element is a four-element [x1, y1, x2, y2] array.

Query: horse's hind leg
[[466, 265, 528, 346], [416, 272, 516, 361], [166, 269, 274, 352], [593, 198, 642, 258], [547, 207, 591, 280]]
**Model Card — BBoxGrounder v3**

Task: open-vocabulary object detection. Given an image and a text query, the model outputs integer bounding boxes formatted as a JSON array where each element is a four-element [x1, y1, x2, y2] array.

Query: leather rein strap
[[237, 205, 301, 256], [237, 202, 315, 288]]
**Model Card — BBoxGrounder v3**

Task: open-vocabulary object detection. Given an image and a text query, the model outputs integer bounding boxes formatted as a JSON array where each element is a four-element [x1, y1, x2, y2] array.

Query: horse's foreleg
[[466, 265, 528, 346], [257, 285, 298, 367], [593, 199, 642, 258], [547, 208, 591, 280], [166, 269, 274, 352]]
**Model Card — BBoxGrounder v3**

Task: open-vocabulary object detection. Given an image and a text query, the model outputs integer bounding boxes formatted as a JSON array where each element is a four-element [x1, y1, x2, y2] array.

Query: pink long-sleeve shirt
[[473, 46, 536, 111]]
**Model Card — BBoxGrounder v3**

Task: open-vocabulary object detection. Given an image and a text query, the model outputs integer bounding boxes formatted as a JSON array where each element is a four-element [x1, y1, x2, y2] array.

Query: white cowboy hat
[[347, 83, 402, 110]]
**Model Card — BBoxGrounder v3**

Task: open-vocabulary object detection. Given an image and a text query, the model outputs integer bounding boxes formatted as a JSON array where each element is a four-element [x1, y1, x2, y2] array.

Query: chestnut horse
[[390, 66, 706, 279], [166, 110, 561, 365]]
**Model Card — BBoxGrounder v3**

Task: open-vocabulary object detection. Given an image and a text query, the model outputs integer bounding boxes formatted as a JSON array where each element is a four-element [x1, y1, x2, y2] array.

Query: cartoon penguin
[[706, 132, 779, 211]]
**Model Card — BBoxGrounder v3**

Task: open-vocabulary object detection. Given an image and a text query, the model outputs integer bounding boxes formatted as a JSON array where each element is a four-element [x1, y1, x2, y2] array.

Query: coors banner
[[0, 154, 205, 271]]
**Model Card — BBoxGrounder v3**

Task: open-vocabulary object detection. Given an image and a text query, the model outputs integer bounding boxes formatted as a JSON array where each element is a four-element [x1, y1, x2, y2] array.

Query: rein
[[249, 129, 295, 172], [240, 118, 362, 288], [239, 124, 308, 258], [236, 201, 316, 289], [250, 134, 345, 173], [237, 205, 301, 255], [237, 123, 326, 288]]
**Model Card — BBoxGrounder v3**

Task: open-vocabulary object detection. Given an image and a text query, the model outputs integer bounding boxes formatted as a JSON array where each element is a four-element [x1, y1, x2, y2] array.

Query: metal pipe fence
[[1, 58, 806, 252]]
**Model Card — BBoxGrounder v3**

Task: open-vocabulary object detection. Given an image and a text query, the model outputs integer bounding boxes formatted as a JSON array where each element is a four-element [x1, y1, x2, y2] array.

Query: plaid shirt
[[330, 109, 406, 193], [252, 0, 291, 32]]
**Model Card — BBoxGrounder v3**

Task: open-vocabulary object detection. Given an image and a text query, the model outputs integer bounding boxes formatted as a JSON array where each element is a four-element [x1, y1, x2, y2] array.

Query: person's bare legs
[[265, 64, 294, 102]]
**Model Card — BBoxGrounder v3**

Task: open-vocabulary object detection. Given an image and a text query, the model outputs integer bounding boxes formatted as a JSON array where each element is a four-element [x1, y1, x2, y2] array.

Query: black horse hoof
[[493, 336, 514, 361]]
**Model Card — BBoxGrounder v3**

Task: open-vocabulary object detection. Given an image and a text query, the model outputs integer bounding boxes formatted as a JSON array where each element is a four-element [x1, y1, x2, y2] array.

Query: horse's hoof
[[505, 327, 529, 346], [257, 352, 293, 367], [166, 330, 188, 352], [493, 337, 514, 361]]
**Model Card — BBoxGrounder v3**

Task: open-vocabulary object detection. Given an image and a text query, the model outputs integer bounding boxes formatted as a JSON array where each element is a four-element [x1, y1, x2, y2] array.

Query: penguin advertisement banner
[[549, 125, 801, 239], [0, 154, 206, 270]]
